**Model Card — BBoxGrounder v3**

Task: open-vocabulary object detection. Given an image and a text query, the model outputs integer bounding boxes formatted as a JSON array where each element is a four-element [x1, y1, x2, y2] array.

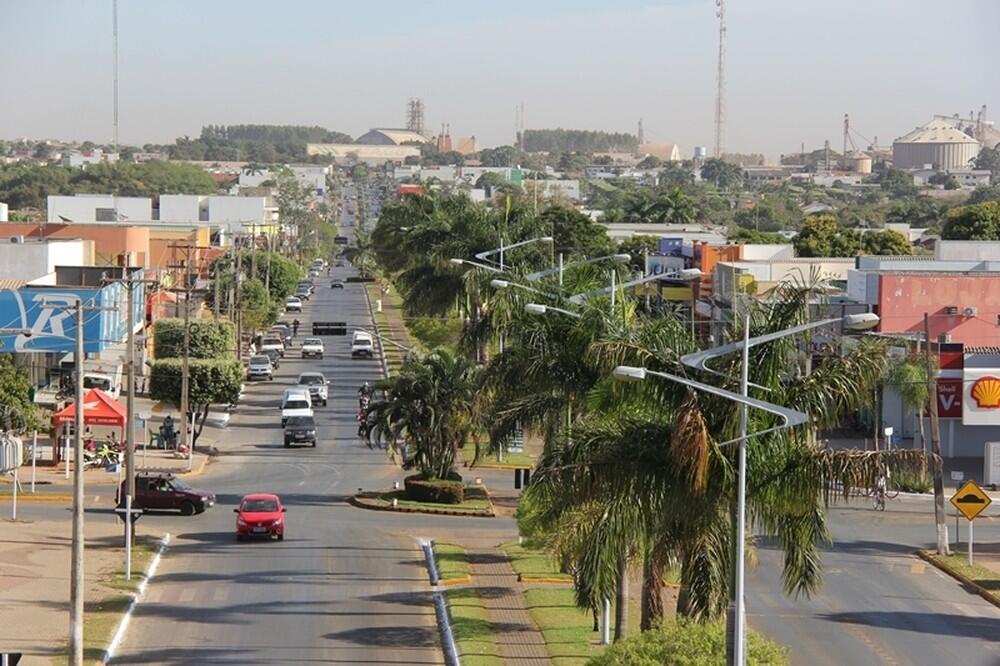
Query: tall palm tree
[[368, 348, 480, 480], [517, 284, 929, 633]]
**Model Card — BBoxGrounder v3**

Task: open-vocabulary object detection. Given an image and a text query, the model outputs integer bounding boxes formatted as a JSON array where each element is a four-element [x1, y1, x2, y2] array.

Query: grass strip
[[929, 552, 1000, 594], [53, 538, 158, 665], [461, 445, 535, 468], [444, 587, 503, 666], [500, 541, 573, 581], [523, 587, 607, 666], [434, 542, 471, 580]]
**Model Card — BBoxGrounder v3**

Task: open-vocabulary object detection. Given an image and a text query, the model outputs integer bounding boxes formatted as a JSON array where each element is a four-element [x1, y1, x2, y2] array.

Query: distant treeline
[[522, 129, 638, 154], [167, 125, 354, 163]]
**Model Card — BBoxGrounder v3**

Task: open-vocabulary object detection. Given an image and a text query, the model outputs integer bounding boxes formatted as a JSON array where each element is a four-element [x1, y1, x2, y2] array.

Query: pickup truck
[[259, 336, 285, 358], [281, 390, 313, 427]]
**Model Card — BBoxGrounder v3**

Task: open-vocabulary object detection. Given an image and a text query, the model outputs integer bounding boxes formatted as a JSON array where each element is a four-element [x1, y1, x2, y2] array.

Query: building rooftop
[[895, 119, 980, 145]]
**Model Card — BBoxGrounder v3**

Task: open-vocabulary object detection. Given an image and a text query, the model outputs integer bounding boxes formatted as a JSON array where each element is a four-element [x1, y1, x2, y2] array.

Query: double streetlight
[[474, 236, 553, 271], [615, 310, 879, 666]]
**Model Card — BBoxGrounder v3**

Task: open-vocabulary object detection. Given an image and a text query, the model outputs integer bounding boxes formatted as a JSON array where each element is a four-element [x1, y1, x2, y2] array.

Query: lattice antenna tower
[[406, 98, 425, 136], [638, 118, 644, 145], [713, 0, 726, 159]]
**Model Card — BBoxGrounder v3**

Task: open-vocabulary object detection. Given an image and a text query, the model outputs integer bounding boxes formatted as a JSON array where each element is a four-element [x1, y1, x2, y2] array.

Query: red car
[[234, 493, 286, 541]]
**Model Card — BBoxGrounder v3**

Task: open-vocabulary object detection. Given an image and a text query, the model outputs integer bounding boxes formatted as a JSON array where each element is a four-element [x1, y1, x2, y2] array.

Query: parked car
[[260, 336, 285, 358], [351, 331, 374, 358], [294, 286, 311, 301], [270, 324, 291, 346], [297, 372, 329, 406], [119, 474, 215, 515], [247, 355, 274, 381], [235, 493, 285, 541], [283, 415, 317, 447], [285, 297, 302, 312], [281, 389, 313, 427], [296, 280, 315, 295], [300, 338, 324, 359]]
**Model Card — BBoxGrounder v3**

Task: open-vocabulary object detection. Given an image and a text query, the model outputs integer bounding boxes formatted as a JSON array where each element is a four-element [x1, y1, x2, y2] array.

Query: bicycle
[[870, 475, 887, 511]]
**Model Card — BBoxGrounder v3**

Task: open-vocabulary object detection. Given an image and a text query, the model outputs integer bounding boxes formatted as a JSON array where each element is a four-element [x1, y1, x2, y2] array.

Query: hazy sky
[[2, 0, 998, 158]]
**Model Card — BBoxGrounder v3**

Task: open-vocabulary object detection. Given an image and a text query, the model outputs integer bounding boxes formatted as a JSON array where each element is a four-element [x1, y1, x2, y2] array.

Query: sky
[[1, 0, 998, 159]]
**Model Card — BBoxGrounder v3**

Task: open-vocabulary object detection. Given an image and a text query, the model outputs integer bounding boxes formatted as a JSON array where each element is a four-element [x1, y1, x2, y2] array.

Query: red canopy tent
[[54, 388, 128, 428]]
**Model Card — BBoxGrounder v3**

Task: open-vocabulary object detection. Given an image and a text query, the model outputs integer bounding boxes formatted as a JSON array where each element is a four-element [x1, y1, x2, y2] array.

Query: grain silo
[[892, 118, 981, 170]]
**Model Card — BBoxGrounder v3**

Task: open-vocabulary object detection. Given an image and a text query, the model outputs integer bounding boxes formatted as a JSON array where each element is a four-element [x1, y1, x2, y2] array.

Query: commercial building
[[159, 195, 269, 231], [0, 237, 93, 281], [62, 149, 119, 168], [48, 195, 152, 223], [355, 128, 431, 145]]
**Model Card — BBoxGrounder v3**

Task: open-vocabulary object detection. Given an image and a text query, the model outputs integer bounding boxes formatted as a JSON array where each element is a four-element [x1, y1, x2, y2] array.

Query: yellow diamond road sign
[[950, 480, 992, 521]]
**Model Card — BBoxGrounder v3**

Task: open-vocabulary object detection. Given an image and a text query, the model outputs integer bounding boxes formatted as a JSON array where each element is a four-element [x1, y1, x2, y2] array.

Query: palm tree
[[516, 283, 929, 633], [368, 348, 480, 480], [887, 353, 935, 476]]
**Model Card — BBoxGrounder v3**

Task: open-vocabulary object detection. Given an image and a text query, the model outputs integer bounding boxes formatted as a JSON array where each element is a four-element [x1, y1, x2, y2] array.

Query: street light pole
[[729, 314, 750, 666], [69, 300, 85, 666]]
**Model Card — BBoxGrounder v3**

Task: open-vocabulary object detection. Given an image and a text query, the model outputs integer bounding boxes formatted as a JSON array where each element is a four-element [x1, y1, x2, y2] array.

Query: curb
[[465, 462, 533, 471], [439, 574, 473, 586], [103, 532, 171, 664], [916, 549, 1000, 609], [517, 574, 574, 584], [349, 494, 495, 518], [0, 493, 74, 503], [421, 539, 460, 666]]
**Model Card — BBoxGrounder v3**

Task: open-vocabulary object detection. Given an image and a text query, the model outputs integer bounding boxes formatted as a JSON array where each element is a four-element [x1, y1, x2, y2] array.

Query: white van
[[351, 331, 374, 358]]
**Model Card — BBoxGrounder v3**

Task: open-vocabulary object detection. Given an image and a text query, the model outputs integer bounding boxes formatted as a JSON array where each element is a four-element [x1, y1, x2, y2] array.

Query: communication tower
[[406, 98, 426, 136], [713, 0, 727, 158]]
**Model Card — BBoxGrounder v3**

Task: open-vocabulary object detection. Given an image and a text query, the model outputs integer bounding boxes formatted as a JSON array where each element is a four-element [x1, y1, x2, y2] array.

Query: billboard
[[935, 379, 963, 418], [658, 238, 684, 256], [0, 281, 142, 354]]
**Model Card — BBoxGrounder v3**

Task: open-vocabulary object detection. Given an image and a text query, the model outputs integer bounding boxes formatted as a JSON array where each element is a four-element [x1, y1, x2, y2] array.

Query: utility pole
[[69, 300, 85, 666], [925, 313, 950, 555]]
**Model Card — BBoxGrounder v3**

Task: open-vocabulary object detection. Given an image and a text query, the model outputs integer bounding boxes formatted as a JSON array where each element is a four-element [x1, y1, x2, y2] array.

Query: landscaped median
[[351, 481, 495, 517], [461, 444, 535, 470], [917, 549, 1000, 608], [433, 541, 472, 585], [500, 540, 574, 583]]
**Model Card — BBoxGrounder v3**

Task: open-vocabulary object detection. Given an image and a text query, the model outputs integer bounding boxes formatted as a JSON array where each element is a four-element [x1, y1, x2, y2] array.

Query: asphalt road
[[108, 227, 449, 662], [748, 504, 1000, 665]]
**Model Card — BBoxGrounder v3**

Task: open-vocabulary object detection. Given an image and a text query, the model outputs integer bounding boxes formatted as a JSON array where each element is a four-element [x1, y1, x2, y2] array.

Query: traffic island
[[917, 549, 1000, 609], [350, 483, 496, 517]]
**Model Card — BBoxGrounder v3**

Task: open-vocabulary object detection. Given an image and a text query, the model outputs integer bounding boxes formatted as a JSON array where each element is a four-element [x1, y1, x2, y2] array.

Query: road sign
[[949, 480, 992, 521], [114, 506, 144, 524]]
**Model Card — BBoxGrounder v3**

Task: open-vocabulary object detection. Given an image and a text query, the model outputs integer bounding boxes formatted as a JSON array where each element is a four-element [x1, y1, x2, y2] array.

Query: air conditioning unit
[[964, 306, 978, 317], [945, 306, 959, 315], [938, 333, 952, 344], [9, 235, 24, 244]]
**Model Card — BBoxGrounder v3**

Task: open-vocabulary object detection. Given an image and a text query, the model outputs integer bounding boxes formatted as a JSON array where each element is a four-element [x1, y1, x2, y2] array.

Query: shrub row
[[404, 474, 465, 504]]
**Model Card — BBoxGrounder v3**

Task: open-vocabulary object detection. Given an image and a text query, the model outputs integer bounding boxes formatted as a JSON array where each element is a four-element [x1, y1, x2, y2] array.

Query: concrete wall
[[47, 195, 151, 223], [877, 274, 1000, 345], [740, 244, 795, 261], [208, 197, 266, 227], [935, 241, 1000, 262], [0, 239, 91, 280], [159, 194, 204, 222]]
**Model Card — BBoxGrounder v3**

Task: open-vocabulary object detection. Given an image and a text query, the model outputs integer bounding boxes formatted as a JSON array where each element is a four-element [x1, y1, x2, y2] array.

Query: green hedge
[[587, 618, 788, 666], [404, 474, 465, 504]]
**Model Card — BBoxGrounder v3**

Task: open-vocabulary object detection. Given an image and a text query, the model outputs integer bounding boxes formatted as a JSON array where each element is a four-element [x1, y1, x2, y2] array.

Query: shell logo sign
[[963, 363, 1000, 426], [971, 376, 1000, 409]]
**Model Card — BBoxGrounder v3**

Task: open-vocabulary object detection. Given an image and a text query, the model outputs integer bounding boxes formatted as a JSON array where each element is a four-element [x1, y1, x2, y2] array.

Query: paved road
[[110, 251, 449, 663], [748, 504, 1000, 666]]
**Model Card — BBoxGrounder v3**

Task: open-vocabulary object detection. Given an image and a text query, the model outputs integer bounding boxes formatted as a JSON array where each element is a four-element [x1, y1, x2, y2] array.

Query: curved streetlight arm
[[568, 269, 701, 305], [525, 303, 582, 319], [475, 236, 553, 266], [612, 365, 809, 446], [526, 253, 631, 282], [449, 258, 504, 273], [679, 318, 844, 379]]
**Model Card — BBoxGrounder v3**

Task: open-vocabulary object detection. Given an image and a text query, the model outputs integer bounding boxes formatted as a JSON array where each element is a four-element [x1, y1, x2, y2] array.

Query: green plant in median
[[586, 618, 788, 666], [433, 542, 470, 580], [368, 348, 481, 481]]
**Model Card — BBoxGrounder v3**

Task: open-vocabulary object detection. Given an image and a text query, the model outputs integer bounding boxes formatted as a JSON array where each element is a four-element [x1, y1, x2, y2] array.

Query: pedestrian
[[292, 319, 300, 337]]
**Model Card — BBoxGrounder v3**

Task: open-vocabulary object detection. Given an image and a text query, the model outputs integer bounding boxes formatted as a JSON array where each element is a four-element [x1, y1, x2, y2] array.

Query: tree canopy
[[523, 129, 638, 153], [941, 201, 1000, 240], [793, 215, 911, 257]]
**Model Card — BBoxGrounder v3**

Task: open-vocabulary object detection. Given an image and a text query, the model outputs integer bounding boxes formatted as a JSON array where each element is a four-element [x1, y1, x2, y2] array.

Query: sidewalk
[[466, 548, 549, 664], [0, 513, 161, 659]]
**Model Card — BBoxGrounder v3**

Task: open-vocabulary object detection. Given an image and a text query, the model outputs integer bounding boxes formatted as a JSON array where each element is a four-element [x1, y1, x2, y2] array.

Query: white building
[[0, 237, 92, 281], [526, 179, 581, 202], [63, 149, 119, 168], [47, 195, 152, 223], [159, 195, 267, 230], [238, 166, 329, 196]]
